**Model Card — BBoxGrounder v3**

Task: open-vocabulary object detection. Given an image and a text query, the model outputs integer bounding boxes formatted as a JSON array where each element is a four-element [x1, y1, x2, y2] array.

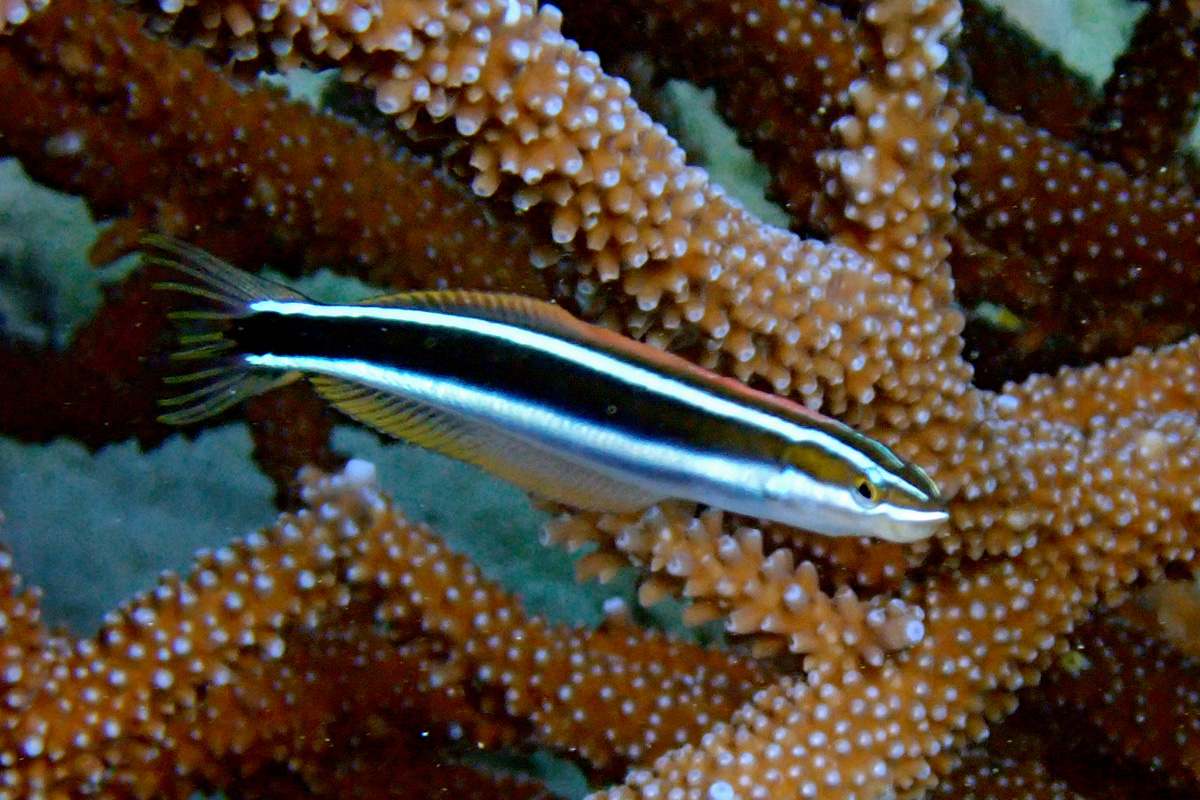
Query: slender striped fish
[[146, 236, 947, 543]]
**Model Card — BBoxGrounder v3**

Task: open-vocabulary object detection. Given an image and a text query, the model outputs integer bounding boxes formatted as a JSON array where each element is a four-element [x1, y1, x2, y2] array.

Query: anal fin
[[308, 376, 666, 512]]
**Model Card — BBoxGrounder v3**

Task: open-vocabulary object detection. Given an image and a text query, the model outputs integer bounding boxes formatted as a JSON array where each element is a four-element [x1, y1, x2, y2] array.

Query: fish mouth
[[877, 507, 950, 543]]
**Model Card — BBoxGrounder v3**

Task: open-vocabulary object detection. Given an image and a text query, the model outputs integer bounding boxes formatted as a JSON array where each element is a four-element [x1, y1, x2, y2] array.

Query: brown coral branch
[[1034, 614, 1200, 791], [1, 0, 1199, 798], [0, 462, 768, 798], [1083, 0, 1200, 177], [557, 0, 1200, 386], [0, 0, 554, 292]]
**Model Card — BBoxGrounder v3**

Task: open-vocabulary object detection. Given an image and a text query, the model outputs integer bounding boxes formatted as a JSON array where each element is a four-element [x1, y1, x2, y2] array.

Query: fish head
[[764, 439, 949, 543]]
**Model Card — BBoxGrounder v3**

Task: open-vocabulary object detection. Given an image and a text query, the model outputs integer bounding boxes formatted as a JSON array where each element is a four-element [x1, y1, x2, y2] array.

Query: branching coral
[[1, 0, 1199, 798], [0, 461, 766, 798]]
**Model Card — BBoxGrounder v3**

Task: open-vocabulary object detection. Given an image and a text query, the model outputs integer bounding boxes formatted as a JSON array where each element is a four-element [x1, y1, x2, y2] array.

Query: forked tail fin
[[143, 235, 305, 425]]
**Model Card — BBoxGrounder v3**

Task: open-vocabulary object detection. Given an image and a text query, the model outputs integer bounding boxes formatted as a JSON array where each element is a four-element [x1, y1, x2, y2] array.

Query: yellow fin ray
[[146, 234, 311, 426], [144, 234, 305, 307], [158, 372, 299, 425]]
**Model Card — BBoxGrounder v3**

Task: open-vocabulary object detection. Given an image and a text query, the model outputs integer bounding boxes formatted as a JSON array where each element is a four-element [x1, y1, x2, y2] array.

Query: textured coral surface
[[1, 0, 1200, 798]]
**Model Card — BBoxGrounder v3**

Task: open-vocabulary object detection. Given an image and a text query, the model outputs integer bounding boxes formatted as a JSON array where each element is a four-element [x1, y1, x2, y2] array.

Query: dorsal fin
[[358, 290, 593, 341]]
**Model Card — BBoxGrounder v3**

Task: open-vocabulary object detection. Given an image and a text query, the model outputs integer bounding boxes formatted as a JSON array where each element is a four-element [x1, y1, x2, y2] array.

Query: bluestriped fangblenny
[[146, 235, 947, 543]]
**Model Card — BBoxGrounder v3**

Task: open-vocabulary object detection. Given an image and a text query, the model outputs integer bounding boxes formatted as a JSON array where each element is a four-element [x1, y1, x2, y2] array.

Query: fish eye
[[853, 476, 881, 507]]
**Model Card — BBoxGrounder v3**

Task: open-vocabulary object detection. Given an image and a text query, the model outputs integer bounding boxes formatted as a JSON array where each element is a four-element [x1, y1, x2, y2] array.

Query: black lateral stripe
[[232, 306, 797, 457]]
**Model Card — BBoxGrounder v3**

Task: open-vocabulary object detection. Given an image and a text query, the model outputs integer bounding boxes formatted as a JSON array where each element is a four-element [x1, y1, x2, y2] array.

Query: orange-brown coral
[[1, 0, 1200, 798], [556, 0, 1200, 386], [0, 0, 556, 292], [1035, 614, 1200, 792], [0, 462, 766, 798]]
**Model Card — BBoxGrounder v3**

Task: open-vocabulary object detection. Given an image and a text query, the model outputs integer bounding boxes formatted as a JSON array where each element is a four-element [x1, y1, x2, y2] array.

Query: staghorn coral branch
[[556, 0, 1200, 385], [930, 750, 1091, 800], [955, 0, 1099, 143], [580, 332, 1200, 796], [543, 502, 929, 664], [1033, 613, 1200, 792], [0, 0, 556, 291], [0, 462, 767, 798], [0, 0, 555, 501], [2, 0, 1200, 797], [1082, 0, 1200, 177]]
